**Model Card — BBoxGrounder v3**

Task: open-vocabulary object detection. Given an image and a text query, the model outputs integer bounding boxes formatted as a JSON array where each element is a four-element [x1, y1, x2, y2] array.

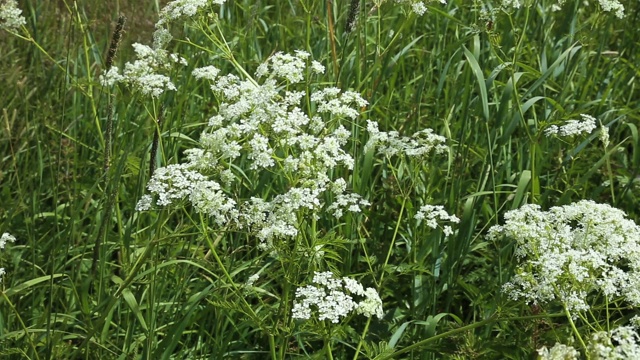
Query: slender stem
[[1, 292, 41, 360], [269, 334, 277, 360], [564, 305, 588, 355]]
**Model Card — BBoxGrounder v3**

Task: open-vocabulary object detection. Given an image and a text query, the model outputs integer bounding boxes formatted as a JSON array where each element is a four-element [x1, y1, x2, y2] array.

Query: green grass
[[1, 0, 640, 358]]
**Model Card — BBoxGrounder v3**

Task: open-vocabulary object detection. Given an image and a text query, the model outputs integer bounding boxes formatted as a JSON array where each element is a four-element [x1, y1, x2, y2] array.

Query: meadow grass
[[1, 0, 640, 359]]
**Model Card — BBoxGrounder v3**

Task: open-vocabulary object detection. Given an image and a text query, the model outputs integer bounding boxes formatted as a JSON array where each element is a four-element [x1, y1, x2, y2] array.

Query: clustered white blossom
[[544, 114, 597, 137], [0, 0, 25, 32], [501, 0, 625, 18], [137, 51, 373, 249], [414, 205, 460, 236], [100, 0, 225, 96], [291, 271, 383, 323], [365, 120, 448, 158], [538, 325, 640, 359], [0, 232, 16, 283], [392, 0, 447, 16], [488, 200, 640, 315], [589, 326, 640, 359], [100, 30, 186, 97], [156, 0, 225, 27], [537, 343, 580, 360]]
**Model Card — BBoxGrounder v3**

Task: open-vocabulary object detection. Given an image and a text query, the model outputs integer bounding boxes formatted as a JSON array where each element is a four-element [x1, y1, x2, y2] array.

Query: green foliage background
[[1, 0, 639, 358]]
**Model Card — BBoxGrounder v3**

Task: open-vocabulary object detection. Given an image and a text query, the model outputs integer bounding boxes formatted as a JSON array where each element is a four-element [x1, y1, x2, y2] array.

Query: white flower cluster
[[0, 0, 25, 32], [544, 114, 597, 137], [488, 200, 640, 314], [589, 326, 640, 359], [537, 343, 580, 360], [0, 232, 16, 283], [157, 0, 225, 27], [138, 52, 372, 249], [100, 30, 186, 97], [256, 50, 324, 83], [100, 0, 225, 96], [501, 0, 624, 18], [392, 0, 447, 16], [538, 325, 640, 359], [291, 271, 383, 323], [414, 205, 460, 236], [365, 120, 448, 158]]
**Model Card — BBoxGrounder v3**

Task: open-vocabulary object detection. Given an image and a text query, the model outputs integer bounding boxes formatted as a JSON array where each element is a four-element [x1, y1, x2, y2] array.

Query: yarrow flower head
[[545, 114, 597, 137], [589, 326, 640, 358], [392, 0, 447, 16], [1, 232, 16, 249], [0, 232, 16, 283], [365, 120, 448, 158], [537, 343, 579, 360], [137, 52, 372, 250], [100, 0, 229, 96], [157, 0, 226, 27], [501, 0, 624, 18], [414, 205, 460, 236], [291, 271, 383, 323], [0, 0, 26, 32], [488, 200, 640, 315]]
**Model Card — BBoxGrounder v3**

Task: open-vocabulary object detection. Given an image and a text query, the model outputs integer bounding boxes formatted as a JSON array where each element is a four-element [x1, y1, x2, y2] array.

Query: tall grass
[[1, 0, 640, 358]]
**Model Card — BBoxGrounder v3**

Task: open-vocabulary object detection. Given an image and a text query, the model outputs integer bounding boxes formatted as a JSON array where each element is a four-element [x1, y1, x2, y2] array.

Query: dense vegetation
[[1, 0, 640, 358]]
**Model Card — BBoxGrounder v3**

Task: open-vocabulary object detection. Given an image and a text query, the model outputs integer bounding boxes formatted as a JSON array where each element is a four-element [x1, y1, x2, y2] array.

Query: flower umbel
[[0, 0, 26, 32], [292, 271, 383, 323], [0, 232, 16, 283], [488, 200, 640, 315], [545, 114, 597, 138], [137, 53, 373, 250]]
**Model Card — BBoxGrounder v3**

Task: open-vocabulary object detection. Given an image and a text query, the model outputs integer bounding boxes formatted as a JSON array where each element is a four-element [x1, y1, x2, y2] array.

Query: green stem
[[564, 305, 588, 356], [1, 292, 41, 360]]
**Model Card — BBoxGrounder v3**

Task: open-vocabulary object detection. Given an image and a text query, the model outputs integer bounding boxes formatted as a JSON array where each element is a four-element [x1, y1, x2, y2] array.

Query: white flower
[[1, 232, 16, 249], [192, 66, 221, 81], [292, 272, 383, 323], [0, 0, 26, 32], [246, 273, 260, 287], [135, 195, 153, 211], [99, 67, 125, 87], [257, 51, 310, 83], [414, 205, 459, 237], [545, 114, 597, 137], [599, 124, 610, 147], [0, 232, 16, 283], [489, 200, 640, 315], [393, 0, 445, 16], [411, 2, 427, 15], [156, 0, 226, 26], [311, 88, 368, 120], [138, 51, 367, 251], [589, 326, 640, 358], [537, 343, 579, 360], [365, 120, 448, 158], [326, 193, 370, 219], [310, 60, 325, 74], [598, 0, 624, 18]]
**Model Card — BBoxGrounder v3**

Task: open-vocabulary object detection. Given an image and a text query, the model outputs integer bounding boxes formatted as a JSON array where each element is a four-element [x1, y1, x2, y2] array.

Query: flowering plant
[[489, 200, 640, 355]]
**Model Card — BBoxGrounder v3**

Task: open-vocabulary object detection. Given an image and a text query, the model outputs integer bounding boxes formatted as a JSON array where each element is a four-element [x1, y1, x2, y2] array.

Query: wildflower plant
[[0, 232, 16, 284], [3, 0, 639, 357], [489, 200, 640, 352], [0, 0, 25, 32]]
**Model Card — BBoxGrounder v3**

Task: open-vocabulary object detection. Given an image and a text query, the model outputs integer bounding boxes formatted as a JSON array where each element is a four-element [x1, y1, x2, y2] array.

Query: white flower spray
[[490, 200, 640, 353], [292, 271, 383, 323], [0, 232, 16, 283], [136, 50, 378, 251]]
